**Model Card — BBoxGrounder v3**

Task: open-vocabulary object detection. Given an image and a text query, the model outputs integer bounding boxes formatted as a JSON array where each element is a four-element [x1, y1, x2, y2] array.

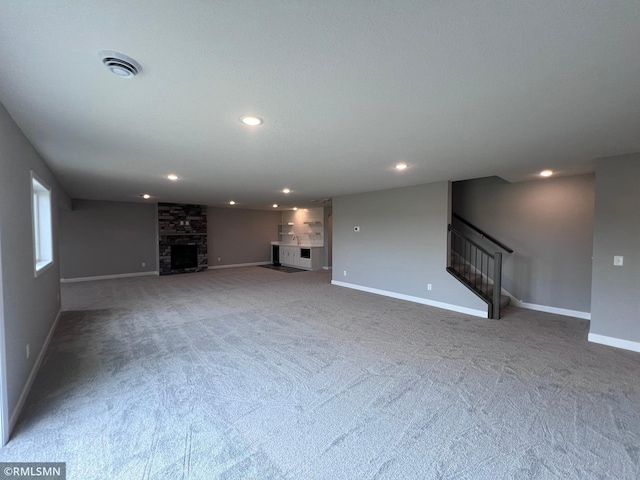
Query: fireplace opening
[[171, 244, 198, 270]]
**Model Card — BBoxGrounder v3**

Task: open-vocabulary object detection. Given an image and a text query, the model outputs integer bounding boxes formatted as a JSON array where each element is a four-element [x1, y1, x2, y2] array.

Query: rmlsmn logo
[[0, 462, 66, 479]]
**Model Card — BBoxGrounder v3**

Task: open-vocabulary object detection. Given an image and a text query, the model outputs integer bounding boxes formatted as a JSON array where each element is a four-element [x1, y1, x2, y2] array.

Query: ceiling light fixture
[[540, 170, 553, 177], [272, 204, 278, 208], [167, 174, 179, 181], [229, 201, 236, 205], [395, 163, 408, 170], [99, 51, 141, 78], [240, 116, 263, 126], [282, 188, 291, 194], [139, 194, 151, 199], [293, 207, 298, 211]]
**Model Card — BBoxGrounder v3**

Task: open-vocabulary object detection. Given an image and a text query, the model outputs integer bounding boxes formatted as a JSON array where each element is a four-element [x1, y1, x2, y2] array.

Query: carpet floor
[[1, 267, 639, 479]]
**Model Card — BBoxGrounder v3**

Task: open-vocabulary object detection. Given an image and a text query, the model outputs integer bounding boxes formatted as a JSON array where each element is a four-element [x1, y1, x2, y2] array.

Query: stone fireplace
[[158, 203, 207, 275]]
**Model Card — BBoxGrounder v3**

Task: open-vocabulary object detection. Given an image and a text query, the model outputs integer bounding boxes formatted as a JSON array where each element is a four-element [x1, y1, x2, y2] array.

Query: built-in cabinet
[[277, 245, 322, 270], [273, 208, 324, 269]]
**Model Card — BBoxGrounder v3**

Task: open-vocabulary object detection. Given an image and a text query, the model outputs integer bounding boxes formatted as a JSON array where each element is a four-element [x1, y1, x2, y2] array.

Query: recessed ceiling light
[[139, 194, 151, 199], [273, 204, 278, 208], [167, 174, 179, 181], [240, 116, 263, 126], [229, 200, 236, 205], [540, 170, 553, 177], [282, 188, 291, 194], [395, 163, 408, 170]]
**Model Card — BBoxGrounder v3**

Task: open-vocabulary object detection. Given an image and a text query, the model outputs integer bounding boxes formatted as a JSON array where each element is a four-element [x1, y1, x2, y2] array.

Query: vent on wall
[[99, 51, 141, 78]]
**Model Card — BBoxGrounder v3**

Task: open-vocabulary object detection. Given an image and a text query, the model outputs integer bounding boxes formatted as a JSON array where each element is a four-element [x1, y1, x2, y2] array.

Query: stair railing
[[451, 213, 513, 253], [448, 225, 503, 319]]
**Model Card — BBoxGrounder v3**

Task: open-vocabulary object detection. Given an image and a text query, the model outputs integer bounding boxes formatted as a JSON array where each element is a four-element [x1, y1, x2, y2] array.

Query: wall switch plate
[[141, 262, 146, 267], [343, 270, 347, 276], [427, 284, 432, 291], [218, 257, 221, 261], [354, 226, 360, 232], [614, 256, 624, 266]]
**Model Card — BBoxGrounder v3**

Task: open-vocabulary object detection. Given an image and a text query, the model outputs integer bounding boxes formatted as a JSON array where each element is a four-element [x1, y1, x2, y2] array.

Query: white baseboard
[[323, 266, 333, 270], [9, 308, 62, 432], [209, 262, 270, 270], [588, 333, 640, 353], [331, 280, 487, 318], [61, 271, 159, 283], [506, 293, 591, 320]]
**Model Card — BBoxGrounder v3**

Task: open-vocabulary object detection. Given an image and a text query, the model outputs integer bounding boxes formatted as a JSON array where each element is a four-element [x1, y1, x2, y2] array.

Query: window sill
[[35, 260, 53, 278]]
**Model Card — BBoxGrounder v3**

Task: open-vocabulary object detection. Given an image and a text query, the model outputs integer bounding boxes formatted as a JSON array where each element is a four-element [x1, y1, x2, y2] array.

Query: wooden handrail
[[452, 213, 514, 253]]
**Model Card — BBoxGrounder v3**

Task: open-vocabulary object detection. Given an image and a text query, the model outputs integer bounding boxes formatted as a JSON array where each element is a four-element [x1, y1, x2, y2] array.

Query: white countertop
[[271, 241, 324, 248]]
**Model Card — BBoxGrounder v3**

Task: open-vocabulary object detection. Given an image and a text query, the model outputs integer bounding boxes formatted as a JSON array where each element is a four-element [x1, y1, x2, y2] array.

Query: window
[[31, 172, 53, 276]]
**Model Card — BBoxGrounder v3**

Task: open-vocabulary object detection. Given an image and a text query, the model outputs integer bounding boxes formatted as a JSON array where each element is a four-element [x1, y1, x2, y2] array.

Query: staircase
[[448, 253, 510, 317], [447, 218, 513, 319]]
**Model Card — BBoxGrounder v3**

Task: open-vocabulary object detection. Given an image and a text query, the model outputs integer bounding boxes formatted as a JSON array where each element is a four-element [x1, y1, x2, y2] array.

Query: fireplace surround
[[158, 203, 207, 275]]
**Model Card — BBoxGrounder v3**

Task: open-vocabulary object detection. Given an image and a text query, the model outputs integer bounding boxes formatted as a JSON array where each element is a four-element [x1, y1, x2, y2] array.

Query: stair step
[[500, 294, 510, 310]]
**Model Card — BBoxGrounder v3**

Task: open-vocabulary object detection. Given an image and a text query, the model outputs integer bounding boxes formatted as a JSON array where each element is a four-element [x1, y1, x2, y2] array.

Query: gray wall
[[453, 174, 595, 313], [0, 101, 70, 432], [332, 182, 486, 312], [208, 207, 280, 267], [323, 206, 333, 268], [59, 200, 158, 279], [591, 154, 640, 344]]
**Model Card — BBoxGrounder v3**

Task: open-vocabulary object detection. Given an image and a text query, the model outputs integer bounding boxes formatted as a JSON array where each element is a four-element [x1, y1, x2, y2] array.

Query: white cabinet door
[[279, 247, 287, 264], [298, 257, 311, 269], [280, 247, 294, 266]]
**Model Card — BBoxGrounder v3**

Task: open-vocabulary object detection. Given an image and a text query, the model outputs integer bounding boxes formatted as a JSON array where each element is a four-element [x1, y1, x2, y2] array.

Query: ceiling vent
[[99, 51, 141, 78]]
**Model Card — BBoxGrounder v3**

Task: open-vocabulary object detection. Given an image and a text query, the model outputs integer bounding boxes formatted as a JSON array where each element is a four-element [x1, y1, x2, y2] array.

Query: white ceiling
[[1, 1, 639, 210]]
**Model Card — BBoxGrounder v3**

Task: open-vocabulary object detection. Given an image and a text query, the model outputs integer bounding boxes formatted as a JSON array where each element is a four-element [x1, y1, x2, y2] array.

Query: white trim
[[504, 291, 591, 320], [60, 271, 159, 283], [9, 308, 62, 432], [0, 228, 8, 447], [331, 280, 487, 318], [209, 262, 271, 270], [588, 333, 640, 353], [323, 266, 332, 270]]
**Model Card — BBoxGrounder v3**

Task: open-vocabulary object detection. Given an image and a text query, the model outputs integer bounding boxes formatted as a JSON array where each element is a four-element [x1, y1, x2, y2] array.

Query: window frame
[[30, 171, 53, 277]]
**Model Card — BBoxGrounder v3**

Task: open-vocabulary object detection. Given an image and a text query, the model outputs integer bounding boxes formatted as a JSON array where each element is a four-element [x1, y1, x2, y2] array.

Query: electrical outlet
[[218, 257, 221, 261], [141, 262, 146, 267], [427, 283, 432, 291], [614, 256, 623, 266], [26, 344, 30, 359], [343, 270, 347, 276]]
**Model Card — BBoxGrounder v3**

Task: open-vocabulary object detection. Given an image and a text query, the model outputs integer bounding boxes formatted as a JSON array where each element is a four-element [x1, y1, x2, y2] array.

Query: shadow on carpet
[[259, 264, 307, 273]]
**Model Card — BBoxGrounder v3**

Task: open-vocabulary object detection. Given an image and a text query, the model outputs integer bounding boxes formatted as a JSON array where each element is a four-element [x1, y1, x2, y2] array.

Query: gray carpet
[[1, 267, 639, 479]]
